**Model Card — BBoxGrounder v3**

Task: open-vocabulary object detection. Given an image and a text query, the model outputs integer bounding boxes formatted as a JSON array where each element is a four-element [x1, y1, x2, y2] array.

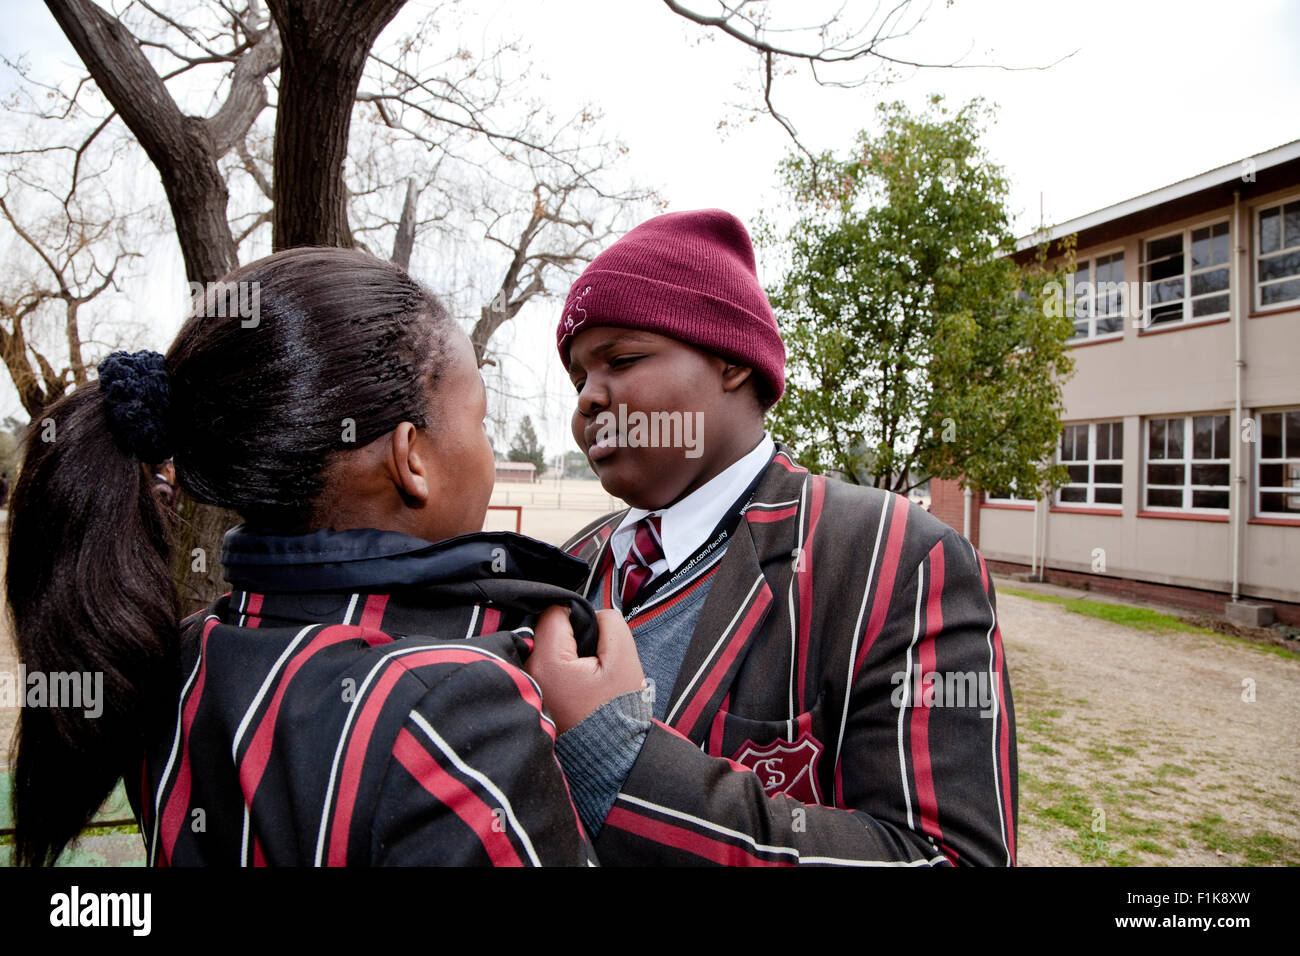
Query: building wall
[[974, 182, 1300, 607]]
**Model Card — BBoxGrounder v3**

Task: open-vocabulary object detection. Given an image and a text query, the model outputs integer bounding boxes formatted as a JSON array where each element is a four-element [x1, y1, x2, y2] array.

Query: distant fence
[[492, 490, 619, 510], [485, 505, 522, 533]]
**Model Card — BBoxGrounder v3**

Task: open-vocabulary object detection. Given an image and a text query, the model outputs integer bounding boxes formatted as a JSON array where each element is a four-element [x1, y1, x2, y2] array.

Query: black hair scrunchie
[[97, 349, 172, 464]]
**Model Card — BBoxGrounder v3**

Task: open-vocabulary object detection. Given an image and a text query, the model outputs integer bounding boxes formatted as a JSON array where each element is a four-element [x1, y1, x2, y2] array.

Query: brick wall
[[928, 477, 979, 548]]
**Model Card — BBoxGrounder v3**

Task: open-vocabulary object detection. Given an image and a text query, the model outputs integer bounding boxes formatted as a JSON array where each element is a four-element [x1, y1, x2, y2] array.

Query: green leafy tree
[[764, 95, 1074, 499], [562, 450, 595, 480], [507, 415, 547, 478]]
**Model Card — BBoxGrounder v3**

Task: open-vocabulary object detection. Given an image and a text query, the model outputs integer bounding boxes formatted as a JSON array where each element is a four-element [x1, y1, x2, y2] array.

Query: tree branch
[[204, 21, 281, 156]]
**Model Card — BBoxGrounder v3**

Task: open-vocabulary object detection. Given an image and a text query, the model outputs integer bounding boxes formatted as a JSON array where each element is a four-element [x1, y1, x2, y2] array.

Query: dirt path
[[998, 581, 1300, 866]]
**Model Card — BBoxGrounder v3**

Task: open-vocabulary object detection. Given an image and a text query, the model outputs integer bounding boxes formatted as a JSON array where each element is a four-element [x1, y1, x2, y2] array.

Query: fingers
[[594, 608, 638, 672], [529, 604, 578, 666], [594, 608, 646, 696], [525, 606, 646, 735]]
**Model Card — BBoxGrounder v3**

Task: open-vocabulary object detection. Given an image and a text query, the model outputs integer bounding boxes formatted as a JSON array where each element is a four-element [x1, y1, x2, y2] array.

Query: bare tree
[[661, 0, 1074, 167], [469, 175, 655, 369], [44, 0, 281, 285], [0, 195, 139, 416], [13, 0, 661, 604], [0, 59, 148, 418], [343, 7, 660, 365]]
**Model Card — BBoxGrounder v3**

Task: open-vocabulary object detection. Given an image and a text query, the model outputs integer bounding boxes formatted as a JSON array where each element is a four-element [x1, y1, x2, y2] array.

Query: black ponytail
[[7, 247, 454, 864], [6, 384, 179, 866]]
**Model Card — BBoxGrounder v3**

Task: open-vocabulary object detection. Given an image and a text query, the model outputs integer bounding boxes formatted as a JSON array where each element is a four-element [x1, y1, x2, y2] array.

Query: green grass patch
[[78, 823, 141, 837], [1001, 588, 1215, 633], [1189, 814, 1244, 856], [1133, 839, 1171, 856], [1031, 743, 1059, 756], [1062, 832, 1137, 866], [1020, 707, 1070, 744], [1213, 633, 1300, 661], [1244, 831, 1295, 865], [1188, 813, 1300, 865], [1087, 742, 1141, 764], [1001, 588, 1299, 659]]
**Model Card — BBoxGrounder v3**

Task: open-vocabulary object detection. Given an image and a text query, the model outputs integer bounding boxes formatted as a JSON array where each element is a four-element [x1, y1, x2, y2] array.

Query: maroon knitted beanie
[[556, 208, 785, 405]]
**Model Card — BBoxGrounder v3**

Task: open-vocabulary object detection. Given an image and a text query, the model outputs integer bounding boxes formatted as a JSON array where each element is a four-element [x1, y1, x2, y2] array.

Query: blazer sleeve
[[592, 526, 1017, 866], [369, 655, 596, 866]]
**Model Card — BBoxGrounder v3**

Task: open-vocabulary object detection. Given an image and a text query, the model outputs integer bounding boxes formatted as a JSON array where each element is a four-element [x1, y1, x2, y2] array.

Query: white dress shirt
[[609, 434, 775, 581]]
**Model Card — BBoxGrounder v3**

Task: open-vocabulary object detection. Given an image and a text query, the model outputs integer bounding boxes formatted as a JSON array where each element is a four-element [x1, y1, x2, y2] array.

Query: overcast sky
[[3, 0, 1299, 455]]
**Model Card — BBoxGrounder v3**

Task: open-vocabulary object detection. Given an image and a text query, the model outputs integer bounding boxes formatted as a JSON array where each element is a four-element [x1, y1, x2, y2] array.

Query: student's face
[[418, 327, 495, 539], [568, 327, 733, 511]]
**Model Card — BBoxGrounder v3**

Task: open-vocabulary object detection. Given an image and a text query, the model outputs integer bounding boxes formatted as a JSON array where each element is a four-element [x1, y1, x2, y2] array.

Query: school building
[[494, 461, 537, 483], [929, 139, 1300, 626]]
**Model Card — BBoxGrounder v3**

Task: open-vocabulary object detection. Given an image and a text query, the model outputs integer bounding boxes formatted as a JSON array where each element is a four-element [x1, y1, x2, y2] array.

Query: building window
[[1057, 421, 1123, 507], [1258, 198, 1300, 309], [1258, 409, 1300, 516], [1067, 252, 1126, 341], [985, 490, 1033, 504], [1145, 414, 1230, 511], [1143, 221, 1231, 327]]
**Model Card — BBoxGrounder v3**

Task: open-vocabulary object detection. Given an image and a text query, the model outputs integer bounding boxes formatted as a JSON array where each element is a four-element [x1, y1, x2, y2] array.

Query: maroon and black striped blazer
[[564, 446, 1018, 866], [133, 528, 598, 866]]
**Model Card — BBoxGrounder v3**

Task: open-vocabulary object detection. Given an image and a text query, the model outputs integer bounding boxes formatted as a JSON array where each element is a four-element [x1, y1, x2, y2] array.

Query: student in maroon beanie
[[526, 208, 1018, 866]]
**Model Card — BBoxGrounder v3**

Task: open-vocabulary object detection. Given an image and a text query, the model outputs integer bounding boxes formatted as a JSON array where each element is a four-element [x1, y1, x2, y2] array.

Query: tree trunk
[[390, 178, 419, 269], [268, 0, 408, 250]]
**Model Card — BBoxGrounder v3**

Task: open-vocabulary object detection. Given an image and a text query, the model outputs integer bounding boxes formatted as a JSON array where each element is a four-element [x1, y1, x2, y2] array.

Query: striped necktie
[[619, 514, 665, 610]]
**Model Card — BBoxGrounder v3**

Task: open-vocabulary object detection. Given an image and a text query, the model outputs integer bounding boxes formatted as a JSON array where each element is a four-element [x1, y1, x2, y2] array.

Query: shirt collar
[[610, 434, 775, 572]]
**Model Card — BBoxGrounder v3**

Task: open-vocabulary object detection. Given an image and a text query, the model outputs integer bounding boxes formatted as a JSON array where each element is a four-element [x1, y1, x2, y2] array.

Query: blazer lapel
[[661, 514, 774, 742], [661, 448, 810, 742], [574, 511, 623, 602]]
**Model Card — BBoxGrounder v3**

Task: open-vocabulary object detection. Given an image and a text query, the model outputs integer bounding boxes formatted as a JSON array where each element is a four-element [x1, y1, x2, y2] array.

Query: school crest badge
[[734, 732, 824, 804]]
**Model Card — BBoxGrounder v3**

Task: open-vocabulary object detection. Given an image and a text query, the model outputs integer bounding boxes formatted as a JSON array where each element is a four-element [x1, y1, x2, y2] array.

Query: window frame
[[1066, 248, 1127, 343], [1256, 407, 1300, 518], [1143, 414, 1232, 514], [1141, 218, 1232, 330], [1055, 420, 1124, 510], [984, 488, 1035, 508], [1255, 194, 1300, 311]]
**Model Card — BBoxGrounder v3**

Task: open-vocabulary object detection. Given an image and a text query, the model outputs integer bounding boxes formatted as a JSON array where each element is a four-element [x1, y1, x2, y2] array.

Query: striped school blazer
[[133, 527, 597, 866], [564, 446, 1018, 866]]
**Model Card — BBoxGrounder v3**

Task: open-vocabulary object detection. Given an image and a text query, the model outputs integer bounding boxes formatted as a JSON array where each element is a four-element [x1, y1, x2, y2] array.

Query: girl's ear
[[387, 421, 430, 504]]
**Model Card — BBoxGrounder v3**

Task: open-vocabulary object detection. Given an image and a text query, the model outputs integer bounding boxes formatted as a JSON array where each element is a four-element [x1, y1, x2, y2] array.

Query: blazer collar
[[222, 525, 590, 594]]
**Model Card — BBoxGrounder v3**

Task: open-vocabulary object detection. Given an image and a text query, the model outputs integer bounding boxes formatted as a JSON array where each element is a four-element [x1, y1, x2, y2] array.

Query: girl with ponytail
[[6, 247, 643, 866]]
